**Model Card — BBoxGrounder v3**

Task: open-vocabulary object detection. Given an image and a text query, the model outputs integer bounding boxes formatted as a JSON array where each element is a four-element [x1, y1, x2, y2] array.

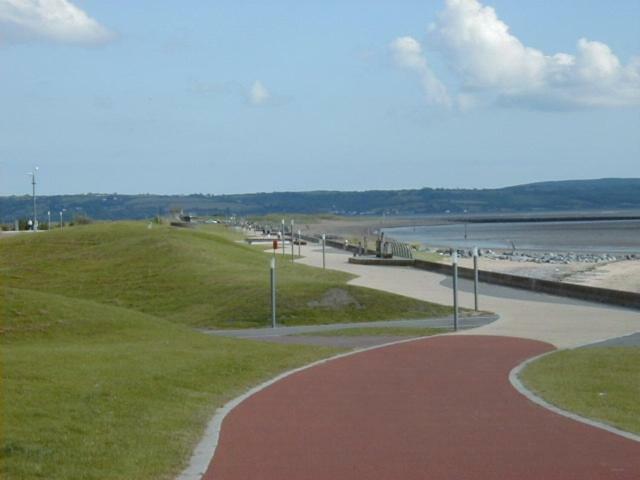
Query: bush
[[73, 214, 93, 225]]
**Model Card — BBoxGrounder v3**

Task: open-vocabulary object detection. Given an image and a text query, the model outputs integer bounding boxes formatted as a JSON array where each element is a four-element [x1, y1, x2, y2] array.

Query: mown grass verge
[[521, 347, 640, 435]]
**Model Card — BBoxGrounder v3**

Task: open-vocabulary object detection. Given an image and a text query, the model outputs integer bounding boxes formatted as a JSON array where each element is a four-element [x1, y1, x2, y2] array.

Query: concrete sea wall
[[304, 234, 640, 310]]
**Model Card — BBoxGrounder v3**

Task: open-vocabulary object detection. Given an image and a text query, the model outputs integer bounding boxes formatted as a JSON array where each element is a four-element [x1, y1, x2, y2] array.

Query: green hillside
[[2, 178, 639, 221], [1, 223, 449, 328]]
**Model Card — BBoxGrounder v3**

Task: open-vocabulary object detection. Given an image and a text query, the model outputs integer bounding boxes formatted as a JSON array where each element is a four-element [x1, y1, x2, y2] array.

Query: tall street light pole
[[27, 167, 39, 231]]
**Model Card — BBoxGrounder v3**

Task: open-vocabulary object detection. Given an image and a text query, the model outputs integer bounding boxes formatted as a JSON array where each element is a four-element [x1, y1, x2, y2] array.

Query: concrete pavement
[[295, 243, 640, 348]]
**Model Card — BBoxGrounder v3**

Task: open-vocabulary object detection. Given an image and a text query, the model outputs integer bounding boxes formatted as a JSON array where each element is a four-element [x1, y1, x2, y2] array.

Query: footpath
[[296, 245, 640, 348], [195, 243, 640, 480]]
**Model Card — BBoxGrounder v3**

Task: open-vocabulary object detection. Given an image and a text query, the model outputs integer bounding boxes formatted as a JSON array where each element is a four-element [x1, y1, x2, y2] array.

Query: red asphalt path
[[205, 336, 640, 480]]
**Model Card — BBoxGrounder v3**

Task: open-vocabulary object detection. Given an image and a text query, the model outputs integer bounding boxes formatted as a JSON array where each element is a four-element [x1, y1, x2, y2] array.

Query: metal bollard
[[452, 250, 459, 331], [270, 258, 277, 328], [322, 233, 326, 269], [473, 247, 479, 311]]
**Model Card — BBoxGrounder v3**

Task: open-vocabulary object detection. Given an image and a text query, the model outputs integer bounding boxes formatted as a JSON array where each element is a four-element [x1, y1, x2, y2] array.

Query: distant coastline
[[2, 178, 639, 222]]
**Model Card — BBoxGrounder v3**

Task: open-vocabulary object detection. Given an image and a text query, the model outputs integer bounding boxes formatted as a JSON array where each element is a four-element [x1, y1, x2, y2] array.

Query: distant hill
[[1, 178, 639, 222]]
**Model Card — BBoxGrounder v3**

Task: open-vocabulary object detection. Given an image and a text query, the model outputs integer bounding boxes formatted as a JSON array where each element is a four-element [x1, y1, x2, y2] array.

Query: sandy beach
[[452, 255, 640, 293]]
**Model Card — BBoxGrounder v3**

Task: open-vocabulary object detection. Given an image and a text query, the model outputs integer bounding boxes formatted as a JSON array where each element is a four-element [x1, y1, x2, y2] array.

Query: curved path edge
[[176, 334, 445, 480], [509, 335, 640, 444]]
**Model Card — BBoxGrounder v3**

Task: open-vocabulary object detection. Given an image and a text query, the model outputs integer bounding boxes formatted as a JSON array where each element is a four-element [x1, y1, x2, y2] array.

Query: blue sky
[[1, 0, 639, 195]]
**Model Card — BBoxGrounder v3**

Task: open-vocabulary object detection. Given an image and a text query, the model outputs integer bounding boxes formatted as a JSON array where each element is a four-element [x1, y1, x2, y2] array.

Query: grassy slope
[[1, 222, 452, 479], [521, 348, 640, 435], [1, 287, 339, 479], [1, 223, 451, 329]]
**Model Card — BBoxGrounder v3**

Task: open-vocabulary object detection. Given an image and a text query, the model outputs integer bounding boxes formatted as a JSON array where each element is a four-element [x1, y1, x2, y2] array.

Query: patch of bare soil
[[307, 288, 363, 309]]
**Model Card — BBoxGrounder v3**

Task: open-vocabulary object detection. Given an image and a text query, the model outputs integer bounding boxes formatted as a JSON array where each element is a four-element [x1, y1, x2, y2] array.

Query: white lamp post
[[281, 218, 285, 256], [290, 219, 295, 261], [26, 166, 39, 231]]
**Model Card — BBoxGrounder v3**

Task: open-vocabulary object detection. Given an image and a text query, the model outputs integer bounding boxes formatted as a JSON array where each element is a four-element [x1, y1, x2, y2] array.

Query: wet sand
[[386, 219, 640, 254], [301, 217, 640, 294]]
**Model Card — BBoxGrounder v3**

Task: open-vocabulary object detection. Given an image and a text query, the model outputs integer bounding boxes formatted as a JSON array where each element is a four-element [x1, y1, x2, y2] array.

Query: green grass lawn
[[521, 347, 640, 435], [296, 327, 447, 337], [1, 222, 453, 479]]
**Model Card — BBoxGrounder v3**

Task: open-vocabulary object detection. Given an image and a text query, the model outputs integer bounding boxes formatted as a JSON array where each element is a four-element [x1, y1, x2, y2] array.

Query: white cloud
[[191, 79, 289, 108], [0, 0, 112, 45], [390, 36, 451, 107], [392, 0, 640, 110], [248, 80, 270, 106]]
